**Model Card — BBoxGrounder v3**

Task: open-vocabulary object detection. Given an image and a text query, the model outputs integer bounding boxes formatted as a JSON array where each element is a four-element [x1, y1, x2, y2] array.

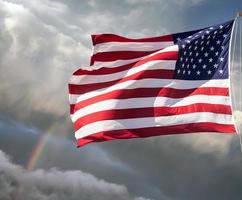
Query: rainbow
[[26, 125, 54, 170], [14, 122, 64, 200]]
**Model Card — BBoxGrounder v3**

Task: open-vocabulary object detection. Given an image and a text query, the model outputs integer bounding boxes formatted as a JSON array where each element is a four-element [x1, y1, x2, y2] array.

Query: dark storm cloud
[[0, 115, 170, 199], [2, 114, 242, 200], [98, 134, 242, 200]]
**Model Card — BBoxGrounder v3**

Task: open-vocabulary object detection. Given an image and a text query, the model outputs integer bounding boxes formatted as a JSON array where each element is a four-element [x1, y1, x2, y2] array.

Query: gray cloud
[[0, 149, 151, 200]]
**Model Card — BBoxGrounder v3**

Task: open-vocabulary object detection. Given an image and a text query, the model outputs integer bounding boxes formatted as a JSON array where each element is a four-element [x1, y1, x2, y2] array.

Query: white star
[[192, 64, 196, 69], [188, 70, 191, 75], [214, 63, 218, 68], [209, 58, 213, 62], [204, 52, 209, 57], [185, 40, 191, 44], [201, 35, 205, 39], [223, 34, 227, 38], [206, 40, 210, 45], [206, 30, 210, 34], [191, 58, 194, 62], [183, 70, 186, 74], [203, 64, 207, 69], [187, 64, 190, 68], [207, 70, 212, 74], [194, 46, 198, 50], [209, 27, 214, 30], [216, 40, 221, 44], [219, 70, 223, 74], [196, 70, 201, 75], [214, 31, 217, 35], [184, 51, 187, 55], [220, 57, 224, 62], [177, 37, 181, 41], [199, 31, 203, 34], [210, 46, 214, 51], [186, 57, 188, 62], [207, 35, 211, 39], [219, 25, 223, 29], [177, 69, 180, 74], [194, 35, 199, 38], [195, 52, 199, 57], [189, 52, 192, 56], [200, 41, 204, 45], [189, 45, 192, 49], [195, 40, 198, 44], [182, 44, 186, 48], [198, 58, 202, 63], [180, 57, 183, 61], [221, 46, 225, 50], [188, 35, 192, 39], [182, 64, 185, 68], [215, 51, 219, 56]]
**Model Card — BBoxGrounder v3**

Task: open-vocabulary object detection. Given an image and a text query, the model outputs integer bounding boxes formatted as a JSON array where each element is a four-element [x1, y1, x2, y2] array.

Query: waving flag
[[69, 20, 236, 147]]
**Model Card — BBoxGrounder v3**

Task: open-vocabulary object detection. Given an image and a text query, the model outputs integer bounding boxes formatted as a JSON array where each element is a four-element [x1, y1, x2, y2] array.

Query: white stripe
[[93, 57, 145, 69], [93, 41, 174, 54], [69, 60, 176, 85], [92, 45, 179, 69], [70, 95, 230, 122], [75, 112, 234, 139], [69, 79, 229, 104]]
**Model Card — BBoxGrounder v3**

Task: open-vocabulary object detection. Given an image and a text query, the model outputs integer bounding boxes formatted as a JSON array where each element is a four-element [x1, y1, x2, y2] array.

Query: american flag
[[69, 20, 236, 147]]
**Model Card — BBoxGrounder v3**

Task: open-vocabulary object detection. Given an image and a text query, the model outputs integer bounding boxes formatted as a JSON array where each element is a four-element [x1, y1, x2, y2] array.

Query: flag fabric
[[69, 20, 237, 147]]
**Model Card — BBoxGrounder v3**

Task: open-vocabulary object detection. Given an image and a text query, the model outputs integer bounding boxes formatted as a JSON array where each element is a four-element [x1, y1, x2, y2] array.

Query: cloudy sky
[[0, 0, 242, 200]]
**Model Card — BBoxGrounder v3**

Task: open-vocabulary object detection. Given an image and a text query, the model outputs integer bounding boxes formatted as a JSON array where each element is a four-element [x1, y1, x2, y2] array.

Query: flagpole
[[238, 12, 242, 153], [229, 13, 242, 152]]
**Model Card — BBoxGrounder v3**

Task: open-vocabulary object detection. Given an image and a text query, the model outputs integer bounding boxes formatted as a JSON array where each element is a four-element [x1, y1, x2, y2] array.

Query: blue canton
[[173, 20, 234, 80]]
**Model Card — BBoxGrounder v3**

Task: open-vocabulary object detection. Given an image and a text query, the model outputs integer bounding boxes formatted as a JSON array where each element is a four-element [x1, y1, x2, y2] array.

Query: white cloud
[[0, 0, 86, 123], [179, 134, 235, 155]]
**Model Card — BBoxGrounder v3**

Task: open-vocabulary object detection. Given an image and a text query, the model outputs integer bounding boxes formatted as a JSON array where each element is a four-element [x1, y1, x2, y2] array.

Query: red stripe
[[76, 123, 236, 147], [91, 34, 173, 45], [91, 50, 177, 65], [70, 87, 229, 114], [69, 69, 174, 95], [73, 104, 232, 131], [91, 50, 157, 64]]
